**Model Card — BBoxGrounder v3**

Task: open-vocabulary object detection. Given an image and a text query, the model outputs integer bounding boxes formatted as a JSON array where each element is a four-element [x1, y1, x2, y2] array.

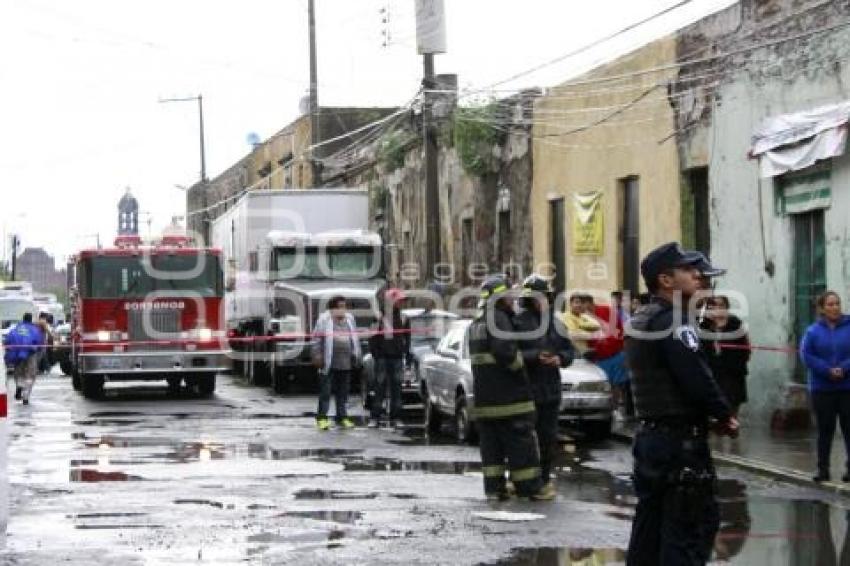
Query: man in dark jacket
[[368, 288, 411, 427], [515, 273, 575, 497], [470, 275, 553, 502]]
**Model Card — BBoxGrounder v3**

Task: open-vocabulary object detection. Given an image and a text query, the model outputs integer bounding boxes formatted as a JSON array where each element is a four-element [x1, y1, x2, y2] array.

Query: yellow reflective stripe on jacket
[[471, 401, 535, 419], [471, 352, 524, 371], [510, 466, 541, 482], [482, 465, 506, 478]]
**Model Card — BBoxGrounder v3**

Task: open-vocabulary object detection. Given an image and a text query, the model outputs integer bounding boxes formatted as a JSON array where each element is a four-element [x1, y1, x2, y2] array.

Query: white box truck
[[210, 189, 385, 392]]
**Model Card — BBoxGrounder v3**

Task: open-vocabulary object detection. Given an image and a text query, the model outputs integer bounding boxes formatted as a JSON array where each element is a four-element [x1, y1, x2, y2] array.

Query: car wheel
[[455, 394, 476, 445], [197, 375, 216, 397], [167, 377, 182, 394], [424, 386, 442, 436]]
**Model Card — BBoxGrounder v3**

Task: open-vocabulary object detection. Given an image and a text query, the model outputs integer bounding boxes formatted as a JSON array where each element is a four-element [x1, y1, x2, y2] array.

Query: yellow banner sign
[[572, 191, 603, 255]]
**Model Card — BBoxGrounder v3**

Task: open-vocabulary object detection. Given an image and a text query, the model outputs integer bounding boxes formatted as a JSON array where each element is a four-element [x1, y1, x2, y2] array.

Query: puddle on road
[[341, 457, 480, 474], [69, 469, 143, 482], [75, 524, 164, 530], [488, 547, 626, 565], [282, 510, 363, 524], [71, 512, 148, 519], [174, 499, 227, 509], [294, 489, 379, 501]]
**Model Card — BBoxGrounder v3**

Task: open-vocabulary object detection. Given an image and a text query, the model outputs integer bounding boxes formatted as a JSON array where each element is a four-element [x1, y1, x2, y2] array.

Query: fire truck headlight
[[197, 328, 213, 341], [97, 330, 111, 342]]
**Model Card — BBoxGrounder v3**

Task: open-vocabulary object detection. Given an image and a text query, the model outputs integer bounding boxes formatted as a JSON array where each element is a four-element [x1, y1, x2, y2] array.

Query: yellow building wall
[[531, 36, 681, 294]]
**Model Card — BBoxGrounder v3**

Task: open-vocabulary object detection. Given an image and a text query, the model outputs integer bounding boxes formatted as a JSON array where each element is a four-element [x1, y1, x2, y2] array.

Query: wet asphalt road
[[6, 371, 850, 565]]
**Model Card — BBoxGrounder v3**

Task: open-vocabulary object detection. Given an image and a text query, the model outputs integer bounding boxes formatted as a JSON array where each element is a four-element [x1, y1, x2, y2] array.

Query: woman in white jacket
[[312, 296, 361, 430]]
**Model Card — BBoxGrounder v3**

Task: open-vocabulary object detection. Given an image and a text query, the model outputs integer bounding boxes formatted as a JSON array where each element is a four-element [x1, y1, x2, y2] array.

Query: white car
[[421, 321, 614, 443], [558, 358, 614, 438]]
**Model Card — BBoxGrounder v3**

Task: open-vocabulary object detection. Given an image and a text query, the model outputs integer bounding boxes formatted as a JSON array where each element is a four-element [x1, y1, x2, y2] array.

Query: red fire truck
[[68, 234, 230, 398]]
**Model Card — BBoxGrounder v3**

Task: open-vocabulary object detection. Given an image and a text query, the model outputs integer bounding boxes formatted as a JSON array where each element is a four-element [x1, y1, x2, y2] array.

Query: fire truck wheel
[[81, 376, 104, 399], [167, 377, 182, 394], [196, 375, 216, 397]]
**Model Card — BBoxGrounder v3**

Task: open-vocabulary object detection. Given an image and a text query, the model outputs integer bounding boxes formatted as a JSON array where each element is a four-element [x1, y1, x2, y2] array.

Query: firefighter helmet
[[521, 273, 551, 295], [480, 275, 510, 300]]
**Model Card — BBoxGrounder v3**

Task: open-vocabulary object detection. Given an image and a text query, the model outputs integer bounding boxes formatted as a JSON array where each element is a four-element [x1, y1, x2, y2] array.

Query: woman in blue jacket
[[800, 291, 850, 482]]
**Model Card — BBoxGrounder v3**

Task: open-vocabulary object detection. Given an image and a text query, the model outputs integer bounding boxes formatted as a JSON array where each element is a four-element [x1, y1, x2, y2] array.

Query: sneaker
[[14, 387, 21, 400], [316, 418, 331, 431], [529, 482, 557, 501], [339, 418, 355, 429], [22, 399, 29, 406]]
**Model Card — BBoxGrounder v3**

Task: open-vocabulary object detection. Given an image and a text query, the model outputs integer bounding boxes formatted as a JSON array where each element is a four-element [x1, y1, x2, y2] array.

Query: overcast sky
[[0, 0, 735, 269]]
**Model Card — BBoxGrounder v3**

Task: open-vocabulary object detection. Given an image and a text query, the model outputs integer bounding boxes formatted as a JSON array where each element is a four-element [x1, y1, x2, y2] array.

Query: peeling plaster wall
[[675, 0, 850, 416]]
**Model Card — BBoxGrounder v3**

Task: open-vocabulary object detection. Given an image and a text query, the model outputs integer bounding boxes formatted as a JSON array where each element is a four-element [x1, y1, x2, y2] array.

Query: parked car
[[53, 323, 73, 376], [361, 308, 459, 414], [420, 319, 614, 443], [558, 358, 613, 438]]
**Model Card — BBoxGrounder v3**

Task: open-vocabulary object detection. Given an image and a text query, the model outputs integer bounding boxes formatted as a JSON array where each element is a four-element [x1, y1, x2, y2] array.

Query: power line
[[472, 0, 698, 92]]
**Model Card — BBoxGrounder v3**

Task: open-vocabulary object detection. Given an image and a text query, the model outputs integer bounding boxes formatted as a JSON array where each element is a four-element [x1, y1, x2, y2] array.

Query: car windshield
[[0, 299, 37, 329], [80, 254, 223, 299], [410, 316, 455, 348], [275, 246, 379, 279]]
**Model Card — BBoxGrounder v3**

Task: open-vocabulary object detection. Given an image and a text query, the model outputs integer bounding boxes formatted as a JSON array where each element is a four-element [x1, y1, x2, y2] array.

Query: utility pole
[[415, 0, 446, 282], [10, 234, 19, 281], [422, 54, 440, 282], [308, 0, 321, 187]]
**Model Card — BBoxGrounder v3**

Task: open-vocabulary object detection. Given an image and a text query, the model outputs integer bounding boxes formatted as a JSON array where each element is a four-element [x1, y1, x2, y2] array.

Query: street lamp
[[160, 94, 209, 244]]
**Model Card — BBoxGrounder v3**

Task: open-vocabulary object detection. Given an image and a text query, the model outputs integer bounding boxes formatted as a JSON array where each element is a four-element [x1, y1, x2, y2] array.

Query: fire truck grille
[[128, 310, 181, 351]]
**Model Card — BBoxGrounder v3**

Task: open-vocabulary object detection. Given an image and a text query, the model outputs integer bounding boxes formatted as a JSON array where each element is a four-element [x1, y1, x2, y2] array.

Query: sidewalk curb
[[610, 430, 850, 496]]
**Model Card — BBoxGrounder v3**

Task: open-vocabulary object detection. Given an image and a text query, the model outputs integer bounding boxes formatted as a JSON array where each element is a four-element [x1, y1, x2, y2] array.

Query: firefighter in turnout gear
[[469, 275, 553, 502], [625, 242, 739, 566], [515, 274, 576, 496]]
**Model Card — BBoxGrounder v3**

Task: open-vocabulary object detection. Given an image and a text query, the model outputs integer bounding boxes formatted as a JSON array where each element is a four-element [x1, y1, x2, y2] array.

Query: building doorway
[[549, 198, 566, 295]]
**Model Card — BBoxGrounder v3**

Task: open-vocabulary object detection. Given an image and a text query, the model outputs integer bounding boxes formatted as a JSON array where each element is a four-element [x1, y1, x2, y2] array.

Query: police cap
[[693, 251, 726, 277], [640, 242, 704, 288]]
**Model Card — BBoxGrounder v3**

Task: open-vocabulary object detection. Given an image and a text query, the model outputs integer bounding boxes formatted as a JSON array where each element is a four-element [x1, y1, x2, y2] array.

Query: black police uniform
[[625, 296, 731, 566], [515, 305, 575, 483], [469, 301, 543, 498]]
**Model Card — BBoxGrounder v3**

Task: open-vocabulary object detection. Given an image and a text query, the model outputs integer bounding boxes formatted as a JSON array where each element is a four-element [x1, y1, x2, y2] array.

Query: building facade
[[16, 247, 66, 294], [673, 0, 850, 415], [531, 37, 682, 298]]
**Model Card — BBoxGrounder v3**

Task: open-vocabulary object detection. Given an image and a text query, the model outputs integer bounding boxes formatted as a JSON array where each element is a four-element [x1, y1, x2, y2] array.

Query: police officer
[[514, 274, 576, 497], [469, 275, 552, 501], [625, 242, 739, 566]]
